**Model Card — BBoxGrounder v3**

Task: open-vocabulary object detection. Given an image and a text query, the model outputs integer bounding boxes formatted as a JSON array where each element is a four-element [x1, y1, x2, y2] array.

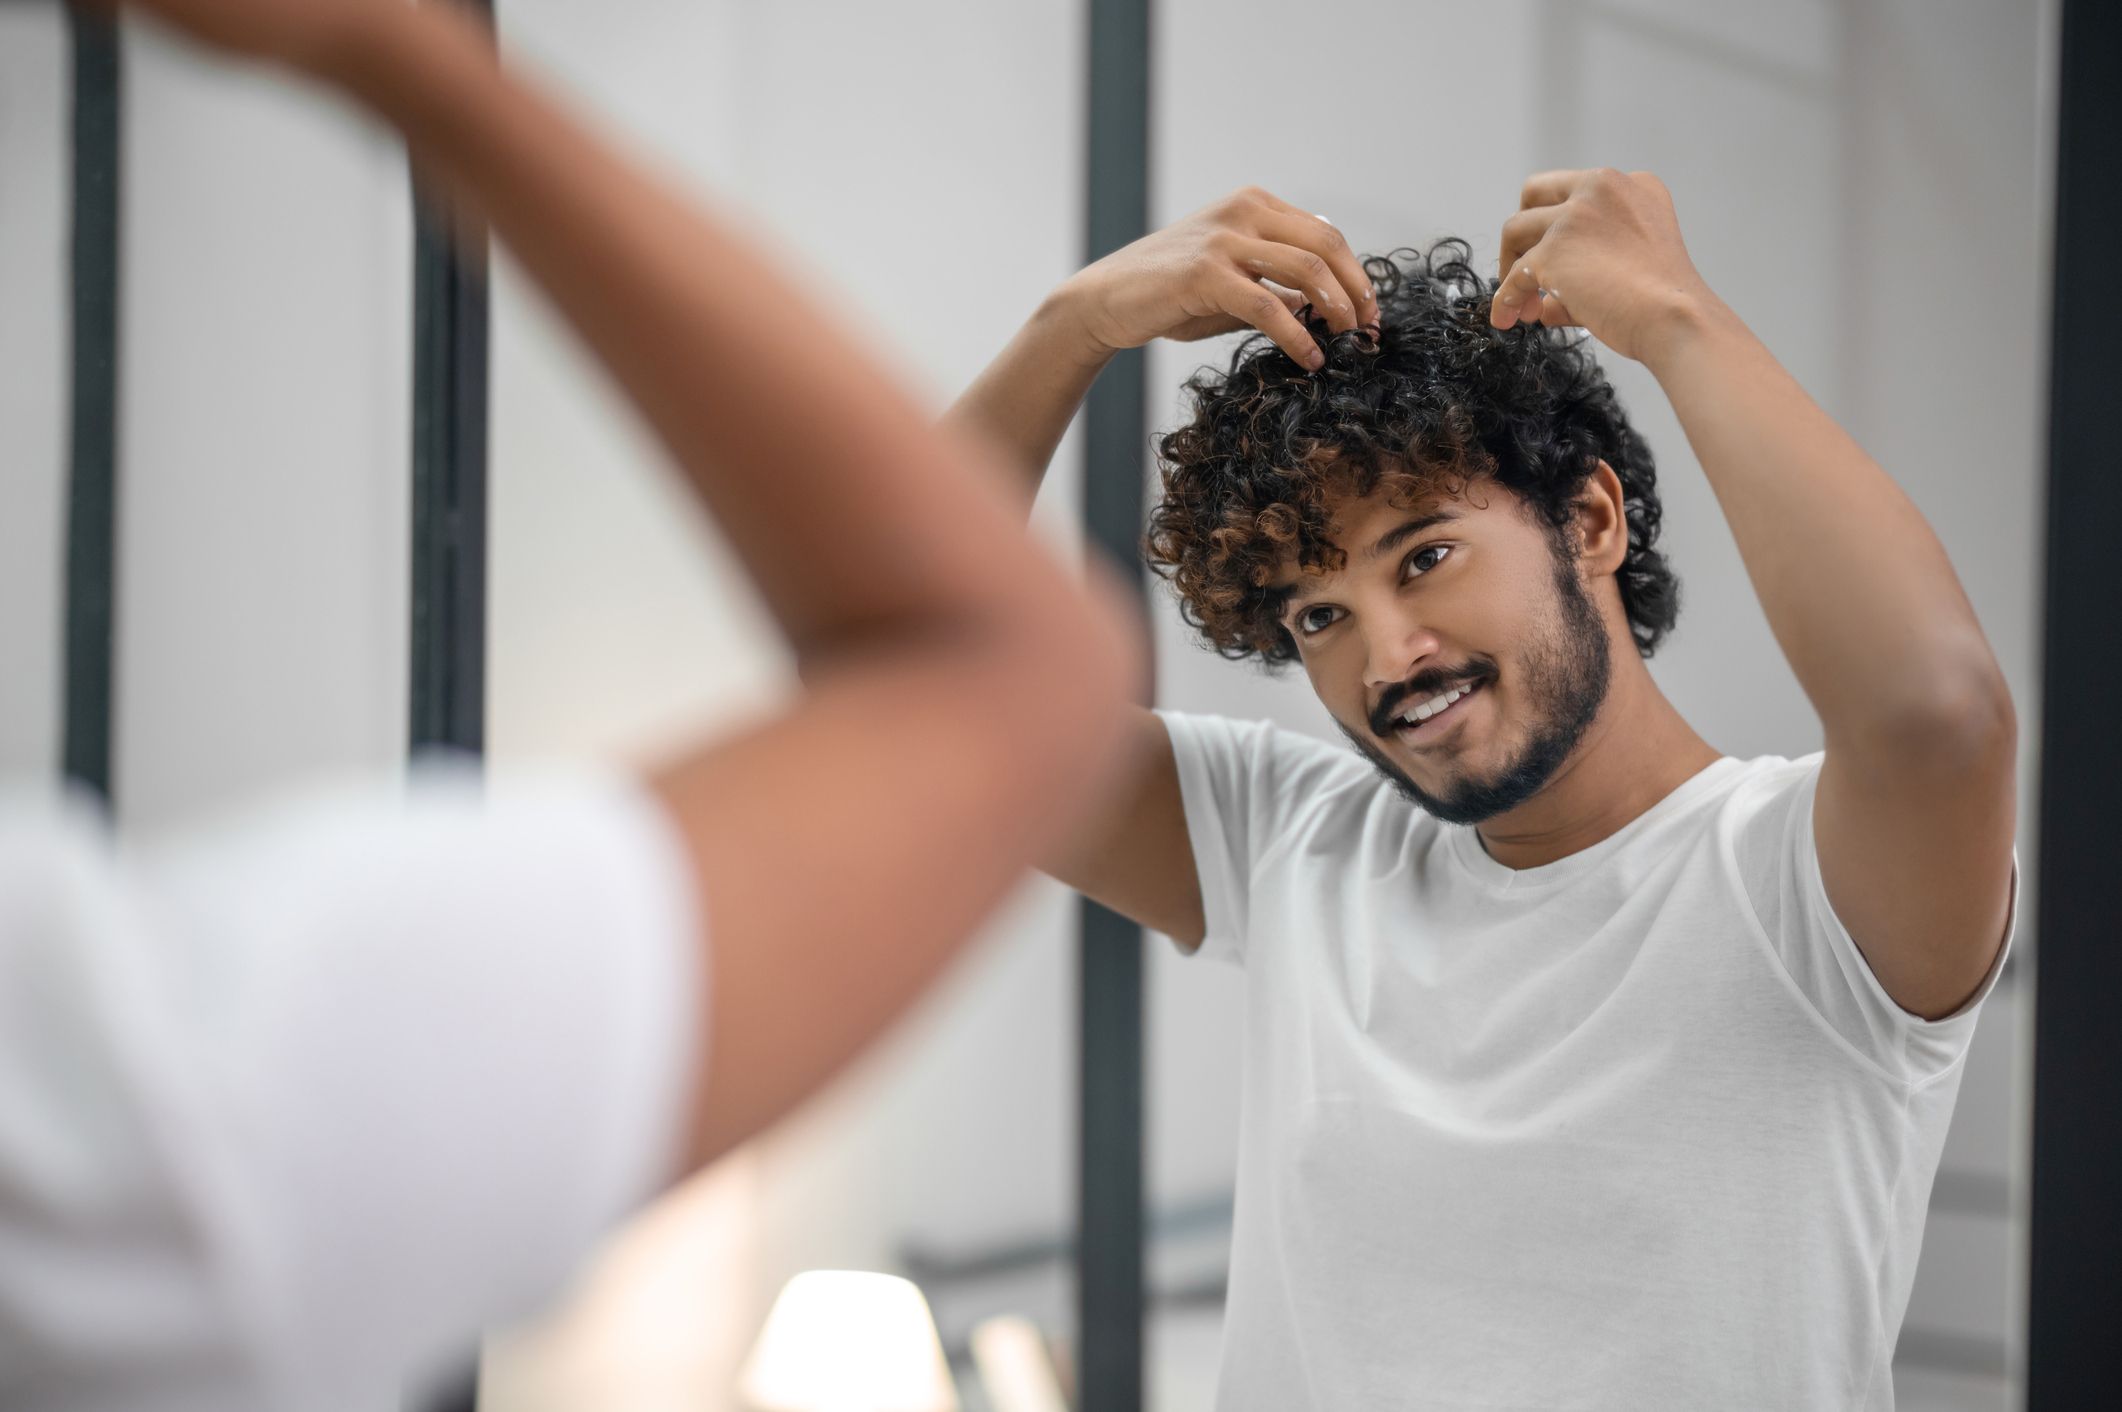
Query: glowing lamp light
[[738, 1270, 960, 1412]]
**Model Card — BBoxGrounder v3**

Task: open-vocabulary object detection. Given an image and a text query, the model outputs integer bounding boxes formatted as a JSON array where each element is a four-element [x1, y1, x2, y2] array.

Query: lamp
[[737, 1270, 960, 1412]]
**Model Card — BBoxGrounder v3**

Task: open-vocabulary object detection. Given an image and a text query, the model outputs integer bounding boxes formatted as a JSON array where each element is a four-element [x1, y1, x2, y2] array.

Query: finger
[[1496, 204, 1561, 289], [1489, 253, 1547, 329], [1226, 237, 1361, 333], [1536, 292, 1578, 328], [1251, 203, 1381, 331], [1240, 185, 1311, 220], [1167, 283, 1304, 344], [1519, 168, 1590, 210], [1211, 272, 1325, 369]]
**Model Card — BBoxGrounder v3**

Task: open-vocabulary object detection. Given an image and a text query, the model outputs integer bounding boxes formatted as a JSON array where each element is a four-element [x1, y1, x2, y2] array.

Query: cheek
[[1300, 657, 1363, 721]]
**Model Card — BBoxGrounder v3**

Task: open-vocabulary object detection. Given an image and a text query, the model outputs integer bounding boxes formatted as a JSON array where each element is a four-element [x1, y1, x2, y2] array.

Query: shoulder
[[1152, 707, 1413, 862], [1151, 708, 1383, 801], [1694, 749, 1827, 871], [1710, 749, 1822, 826]]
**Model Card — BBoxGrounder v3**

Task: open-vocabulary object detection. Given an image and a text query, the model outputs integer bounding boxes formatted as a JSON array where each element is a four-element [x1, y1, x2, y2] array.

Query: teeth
[[1400, 682, 1475, 728]]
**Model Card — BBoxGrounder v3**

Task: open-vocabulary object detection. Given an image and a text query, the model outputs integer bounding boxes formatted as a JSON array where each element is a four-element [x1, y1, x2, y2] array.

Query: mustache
[[1373, 667, 1491, 734]]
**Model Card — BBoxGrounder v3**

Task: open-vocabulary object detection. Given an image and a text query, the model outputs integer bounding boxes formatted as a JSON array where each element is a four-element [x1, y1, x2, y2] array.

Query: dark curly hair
[[1143, 237, 1680, 668]]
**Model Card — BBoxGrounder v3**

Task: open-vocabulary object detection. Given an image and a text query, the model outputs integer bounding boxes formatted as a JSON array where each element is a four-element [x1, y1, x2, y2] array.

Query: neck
[[1473, 653, 1721, 871]]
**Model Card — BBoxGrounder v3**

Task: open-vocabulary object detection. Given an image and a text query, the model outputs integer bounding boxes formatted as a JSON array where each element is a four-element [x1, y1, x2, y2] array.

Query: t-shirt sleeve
[[1151, 708, 1373, 968], [1726, 750, 2018, 1084], [0, 758, 703, 1401]]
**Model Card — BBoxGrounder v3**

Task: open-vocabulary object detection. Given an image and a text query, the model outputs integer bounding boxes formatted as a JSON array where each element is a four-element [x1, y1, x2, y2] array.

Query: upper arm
[[1813, 687, 2018, 1023], [1037, 705, 1207, 953]]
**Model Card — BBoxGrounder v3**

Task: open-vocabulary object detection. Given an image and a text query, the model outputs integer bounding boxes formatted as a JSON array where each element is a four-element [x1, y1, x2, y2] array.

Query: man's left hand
[[1488, 168, 1715, 366]]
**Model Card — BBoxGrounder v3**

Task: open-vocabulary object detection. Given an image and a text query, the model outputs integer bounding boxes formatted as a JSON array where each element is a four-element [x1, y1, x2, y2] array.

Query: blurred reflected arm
[[171, 1, 1151, 1170]]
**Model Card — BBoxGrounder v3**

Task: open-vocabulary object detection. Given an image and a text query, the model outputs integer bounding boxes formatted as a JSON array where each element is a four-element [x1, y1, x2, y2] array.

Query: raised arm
[[951, 185, 1380, 491], [1490, 168, 2016, 1021], [945, 187, 1379, 949], [115, 0, 1148, 1169]]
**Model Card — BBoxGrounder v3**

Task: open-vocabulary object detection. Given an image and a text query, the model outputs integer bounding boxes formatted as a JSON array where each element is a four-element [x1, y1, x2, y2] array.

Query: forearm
[[320, 6, 1081, 665], [1642, 298, 2011, 744], [944, 289, 1114, 523]]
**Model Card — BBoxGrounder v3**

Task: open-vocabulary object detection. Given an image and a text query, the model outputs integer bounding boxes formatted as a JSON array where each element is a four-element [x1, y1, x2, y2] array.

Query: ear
[[1572, 459, 1630, 577]]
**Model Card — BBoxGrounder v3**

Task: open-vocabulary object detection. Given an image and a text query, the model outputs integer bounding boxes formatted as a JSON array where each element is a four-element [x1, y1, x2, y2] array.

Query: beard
[[1336, 545, 1612, 827]]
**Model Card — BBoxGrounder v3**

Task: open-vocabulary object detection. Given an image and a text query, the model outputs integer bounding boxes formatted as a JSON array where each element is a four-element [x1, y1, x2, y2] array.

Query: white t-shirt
[[1155, 708, 2018, 1412], [0, 758, 701, 1412]]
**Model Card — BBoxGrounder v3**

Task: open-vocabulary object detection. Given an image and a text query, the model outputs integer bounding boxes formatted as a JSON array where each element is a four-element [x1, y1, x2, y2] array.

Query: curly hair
[[1143, 237, 1680, 668]]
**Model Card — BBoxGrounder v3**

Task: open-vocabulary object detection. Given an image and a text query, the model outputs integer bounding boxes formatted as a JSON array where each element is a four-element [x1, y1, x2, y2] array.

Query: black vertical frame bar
[[407, 72, 490, 757], [63, 7, 121, 801], [2025, 0, 2121, 1404], [408, 6, 493, 1410], [1077, 0, 1151, 1406], [407, 213, 489, 757]]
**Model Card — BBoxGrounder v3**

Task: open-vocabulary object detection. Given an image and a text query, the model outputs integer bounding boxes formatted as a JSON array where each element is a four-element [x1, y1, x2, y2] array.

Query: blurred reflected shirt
[[0, 759, 700, 1411], [1155, 708, 2017, 1412]]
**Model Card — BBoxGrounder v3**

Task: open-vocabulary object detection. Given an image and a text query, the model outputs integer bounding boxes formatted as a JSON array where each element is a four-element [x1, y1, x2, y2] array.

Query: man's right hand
[[1052, 185, 1381, 371], [946, 192, 1379, 966]]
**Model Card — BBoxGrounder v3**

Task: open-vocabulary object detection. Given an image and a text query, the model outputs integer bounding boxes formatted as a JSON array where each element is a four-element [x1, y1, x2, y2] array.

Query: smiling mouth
[[1390, 679, 1485, 745]]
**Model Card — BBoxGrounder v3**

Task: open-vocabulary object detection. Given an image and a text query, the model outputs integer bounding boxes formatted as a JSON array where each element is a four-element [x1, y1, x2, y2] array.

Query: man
[[2, 2, 1144, 1407], [951, 178, 2018, 1407]]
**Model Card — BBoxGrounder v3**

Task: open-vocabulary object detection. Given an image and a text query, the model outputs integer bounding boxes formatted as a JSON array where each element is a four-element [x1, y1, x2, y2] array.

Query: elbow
[[1026, 560, 1149, 738], [982, 557, 1149, 793], [1925, 663, 2017, 760], [1838, 660, 2017, 769], [1074, 552, 1154, 708]]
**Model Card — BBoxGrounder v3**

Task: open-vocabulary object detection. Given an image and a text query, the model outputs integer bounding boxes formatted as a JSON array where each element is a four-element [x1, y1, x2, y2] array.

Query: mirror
[[1143, 3, 2043, 1409]]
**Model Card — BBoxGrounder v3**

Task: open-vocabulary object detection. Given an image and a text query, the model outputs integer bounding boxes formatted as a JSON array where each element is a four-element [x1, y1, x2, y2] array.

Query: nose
[[1364, 619, 1444, 709]]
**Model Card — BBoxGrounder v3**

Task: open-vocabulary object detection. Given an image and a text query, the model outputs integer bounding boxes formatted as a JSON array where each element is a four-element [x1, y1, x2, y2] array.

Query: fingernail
[[1306, 348, 1325, 368]]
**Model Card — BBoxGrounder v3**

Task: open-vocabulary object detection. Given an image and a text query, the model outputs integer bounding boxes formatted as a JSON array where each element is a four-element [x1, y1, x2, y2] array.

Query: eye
[[1288, 545, 1452, 640], [1294, 603, 1343, 637], [1406, 543, 1452, 578]]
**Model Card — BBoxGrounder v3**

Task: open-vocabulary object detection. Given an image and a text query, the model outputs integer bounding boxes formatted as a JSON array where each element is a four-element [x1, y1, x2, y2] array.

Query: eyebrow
[[1267, 509, 1464, 619]]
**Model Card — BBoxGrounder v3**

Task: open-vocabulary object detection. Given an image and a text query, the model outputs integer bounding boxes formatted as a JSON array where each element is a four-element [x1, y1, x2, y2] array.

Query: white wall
[[1146, 2, 2047, 1408], [112, 26, 412, 835], [2, 20, 411, 818], [0, 6, 72, 781]]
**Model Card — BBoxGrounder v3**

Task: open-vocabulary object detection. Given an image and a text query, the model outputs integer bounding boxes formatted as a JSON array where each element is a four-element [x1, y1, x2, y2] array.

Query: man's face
[[1268, 477, 1614, 826]]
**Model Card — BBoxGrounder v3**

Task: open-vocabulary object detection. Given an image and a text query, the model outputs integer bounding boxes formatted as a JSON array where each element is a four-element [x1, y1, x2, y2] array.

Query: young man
[[951, 177, 2018, 1408], [2, 1, 1144, 1407]]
